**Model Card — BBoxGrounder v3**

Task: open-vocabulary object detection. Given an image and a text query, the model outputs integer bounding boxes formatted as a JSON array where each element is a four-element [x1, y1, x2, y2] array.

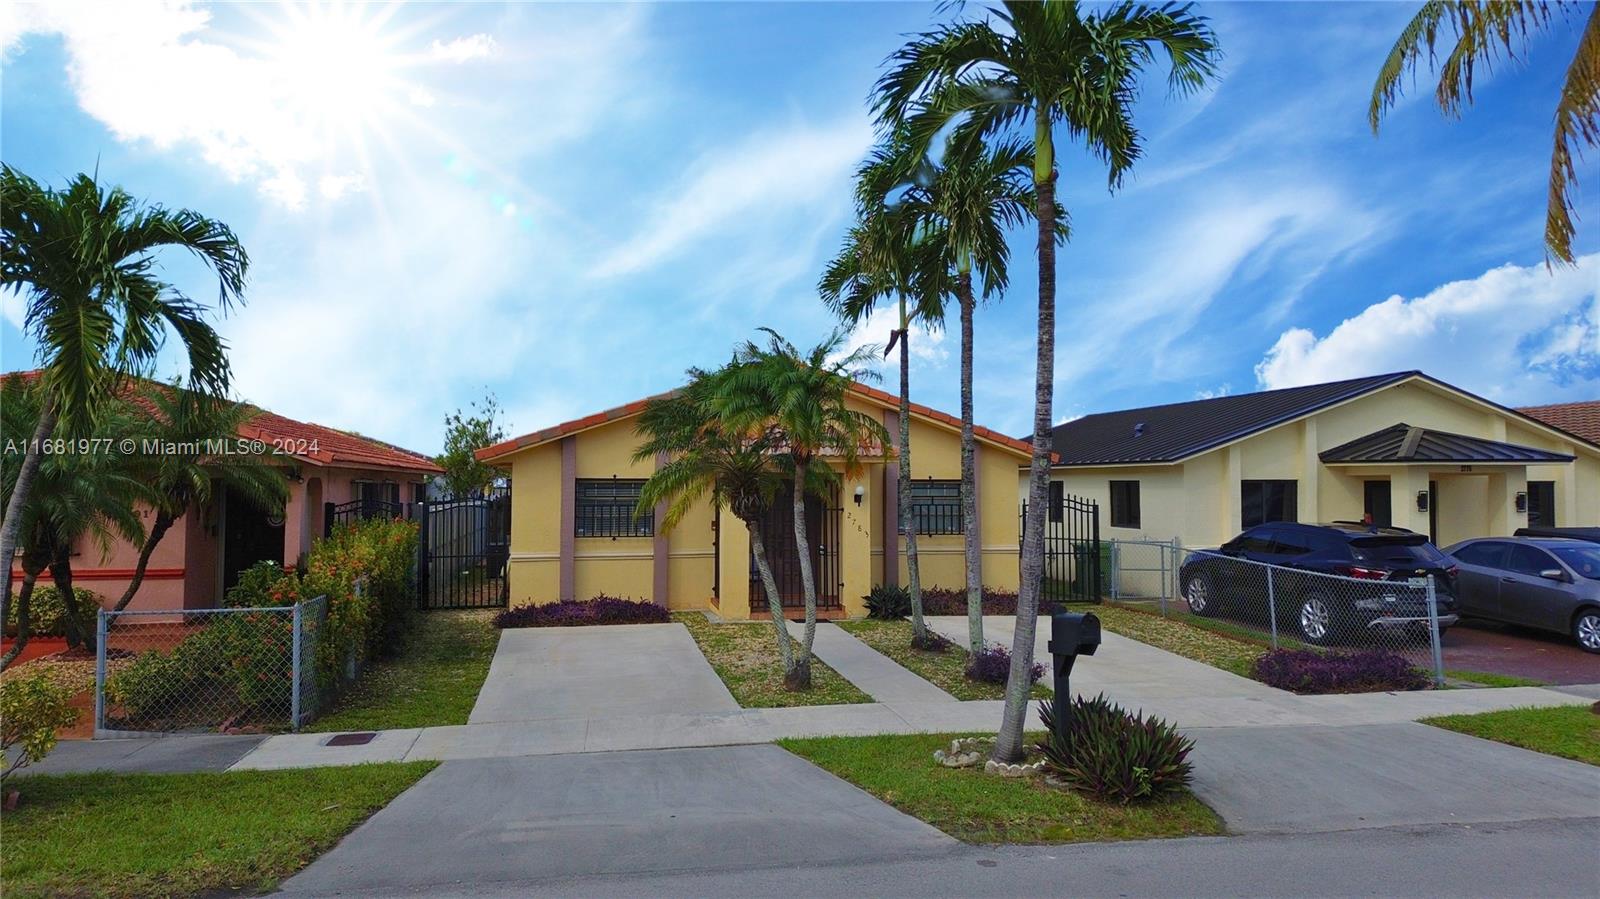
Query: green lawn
[[835, 619, 1050, 700], [673, 612, 872, 707], [307, 610, 498, 732], [1092, 604, 1267, 677], [1424, 704, 1600, 766], [1, 762, 435, 898], [1445, 669, 1548, 688], [779, 732, 1222, 844]]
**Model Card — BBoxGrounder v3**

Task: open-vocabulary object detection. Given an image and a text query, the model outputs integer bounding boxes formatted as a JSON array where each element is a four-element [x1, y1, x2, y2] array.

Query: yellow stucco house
[[475, 382, 1035, 619], [1046, 371, 1600, 550]]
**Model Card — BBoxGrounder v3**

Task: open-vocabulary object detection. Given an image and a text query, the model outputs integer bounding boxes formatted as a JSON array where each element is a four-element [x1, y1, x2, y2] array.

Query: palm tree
[[0, 165, 248, 612], [633, 368, 793, 673], [1, 380, 149, 665], [820, 148, 946, 647], [111, 381, 289, 612], [719, 329, 890, 689], [875, 0, 1219, 762], [1370, 1, 1598, 265]]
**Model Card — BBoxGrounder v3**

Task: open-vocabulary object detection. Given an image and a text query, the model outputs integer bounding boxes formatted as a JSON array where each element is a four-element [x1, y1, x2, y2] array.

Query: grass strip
[[835, 619, 1050, 700], [307, 610, 498, 732], [1423, 704, 1600, 766], [673, 612, 872, 707]]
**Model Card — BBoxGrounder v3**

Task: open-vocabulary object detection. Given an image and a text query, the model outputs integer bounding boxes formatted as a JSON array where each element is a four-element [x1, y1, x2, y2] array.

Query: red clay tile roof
[[2, 369, 441, 474], [476, 382, 1043, 463], [1517, 400, 1600, 447]]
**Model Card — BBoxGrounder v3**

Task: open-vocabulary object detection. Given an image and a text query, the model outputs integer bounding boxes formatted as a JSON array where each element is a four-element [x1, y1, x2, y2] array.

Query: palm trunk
[[0, 396, 58, 621], [113, 510, 175, 612], [995, 123, 1058, 764], [0, 570, 40, 669], [747, 520, 794, 675], [788, 461, 816, 690], [49, 549, 92, 652], [958, 269, 983, 653], [898, 296, 927, 643]]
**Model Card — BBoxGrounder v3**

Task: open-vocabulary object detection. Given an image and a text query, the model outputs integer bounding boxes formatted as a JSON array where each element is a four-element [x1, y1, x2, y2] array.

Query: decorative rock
[[983, 758, 1045, 778], [932, 736, 991, 769]]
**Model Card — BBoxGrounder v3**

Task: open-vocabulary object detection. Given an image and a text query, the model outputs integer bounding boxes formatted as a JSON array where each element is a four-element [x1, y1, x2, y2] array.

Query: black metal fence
[[416, 486, 511, 609], [325, 498, 406, 533], [1022, 492, 1102, 604]]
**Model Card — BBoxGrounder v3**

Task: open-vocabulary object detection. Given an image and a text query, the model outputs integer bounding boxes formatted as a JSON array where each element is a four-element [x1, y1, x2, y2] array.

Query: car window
[[1352, 540, 1445, 565], [1451, 542, 1507, 568], [1506, 544, 1558, 576], [1549, 545, 1600, 581], [1234, 527, 1277, 554], [1270, 529, 1313, 556]]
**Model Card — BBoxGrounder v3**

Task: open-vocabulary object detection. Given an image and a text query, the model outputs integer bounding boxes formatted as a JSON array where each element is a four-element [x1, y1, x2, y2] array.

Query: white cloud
[[593, 117, 872, 278], [0, 290, 25, 331], [1255, 255, 1600, 404], [427, 34, 496, 63], [835, 304, 947, 373]]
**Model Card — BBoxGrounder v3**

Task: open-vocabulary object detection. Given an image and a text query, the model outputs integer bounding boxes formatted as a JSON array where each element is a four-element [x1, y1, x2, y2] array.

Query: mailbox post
[[1046, 610, 1102, 740]]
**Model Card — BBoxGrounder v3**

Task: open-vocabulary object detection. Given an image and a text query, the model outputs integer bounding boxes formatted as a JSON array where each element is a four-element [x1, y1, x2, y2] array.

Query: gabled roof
[[475, 381, 1041, 463], [1048, 372, 1415, 466], [1319, 423, 1575, 464], [1, 370, 441, 475], [1518, 400, 1600, 446]]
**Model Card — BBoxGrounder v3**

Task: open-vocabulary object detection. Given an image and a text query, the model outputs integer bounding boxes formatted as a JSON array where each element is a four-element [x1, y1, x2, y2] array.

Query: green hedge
[[4, 585, 103, 639]]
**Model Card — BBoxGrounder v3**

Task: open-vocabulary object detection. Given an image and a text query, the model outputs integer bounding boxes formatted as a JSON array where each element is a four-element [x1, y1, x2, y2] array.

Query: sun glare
[[267, 3, 405, 137]]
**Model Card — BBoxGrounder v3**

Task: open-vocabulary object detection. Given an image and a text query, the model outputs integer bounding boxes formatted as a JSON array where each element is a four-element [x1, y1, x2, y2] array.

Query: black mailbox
[[1046, 610, 1101, 739]]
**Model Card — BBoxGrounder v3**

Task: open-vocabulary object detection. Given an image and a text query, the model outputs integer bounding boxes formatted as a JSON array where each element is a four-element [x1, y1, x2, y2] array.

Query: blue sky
[[2, 1, 1596, 455]]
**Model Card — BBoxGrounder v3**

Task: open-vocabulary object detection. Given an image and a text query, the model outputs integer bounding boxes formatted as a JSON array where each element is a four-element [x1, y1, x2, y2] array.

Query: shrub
[[1036, 693, 1195, 803], [495, 596, 669, 628], [4, 585, 104, 638], [921, 586, 1066, 617], [965, 643, 1044, 686], [302, 516, 419, 687], [1252, 648, 1431, 694], [865, 584, 911, 620], [910, 627, 953, 652], [1, 668, 79, 778], [107, 613, 294, 724], [223, 561, 301, 609]]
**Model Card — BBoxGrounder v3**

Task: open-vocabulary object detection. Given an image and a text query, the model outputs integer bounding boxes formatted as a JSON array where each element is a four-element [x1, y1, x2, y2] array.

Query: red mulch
[[0, 636, 67, 665]]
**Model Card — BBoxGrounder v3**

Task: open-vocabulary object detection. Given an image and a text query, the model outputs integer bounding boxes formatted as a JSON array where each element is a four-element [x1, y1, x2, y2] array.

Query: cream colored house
[[1046, 372, 1600, 550]]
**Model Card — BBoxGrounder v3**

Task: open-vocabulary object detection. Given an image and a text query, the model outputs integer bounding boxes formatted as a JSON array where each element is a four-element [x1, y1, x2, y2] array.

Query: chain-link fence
[[1108, 543, 1451, 685], [94, 596, 327, 736]]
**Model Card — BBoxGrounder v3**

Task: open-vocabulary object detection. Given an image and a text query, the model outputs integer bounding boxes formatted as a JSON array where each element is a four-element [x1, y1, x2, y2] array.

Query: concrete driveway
[[279, 744, 956, 895], [468, 622, 739, 724]]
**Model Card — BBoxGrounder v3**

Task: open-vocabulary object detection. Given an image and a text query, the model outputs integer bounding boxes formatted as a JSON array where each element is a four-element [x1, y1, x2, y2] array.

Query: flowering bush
[[302, 517, 419, 688], [223, 561, 302, 608], [1, 668, 78, 779], [1252, 648, 1431, 694], [1037, 694, 1195, 803], [4, 585, 104, 638], [965, 643, 1044, 686], [495, 596, 669, 628]]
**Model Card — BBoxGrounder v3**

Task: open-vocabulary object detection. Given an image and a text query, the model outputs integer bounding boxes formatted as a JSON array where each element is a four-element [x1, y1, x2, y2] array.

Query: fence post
[[94, 608, 107, 736], [416, 500, 430, 610], [291, 602, 303, 731], [1109, 540, 1119, 600], [1425, 575, 1445, 688], [1265, 563, 1279, 650]]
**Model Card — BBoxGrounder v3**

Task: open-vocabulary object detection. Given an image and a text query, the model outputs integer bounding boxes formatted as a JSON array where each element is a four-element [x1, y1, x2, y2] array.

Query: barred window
[[575, 479, 653, 537], [907, 480, 963, 535]]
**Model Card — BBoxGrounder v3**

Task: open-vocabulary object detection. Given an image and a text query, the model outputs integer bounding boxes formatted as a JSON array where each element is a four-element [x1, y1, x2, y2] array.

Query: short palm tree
[[718, 329, 889, 689], [875, 0, 1219, 762], [0, 165, 247, 609], [111, 381, 289, 612], [1370, 1, 1598, 264], [633, 368, 794, 672]]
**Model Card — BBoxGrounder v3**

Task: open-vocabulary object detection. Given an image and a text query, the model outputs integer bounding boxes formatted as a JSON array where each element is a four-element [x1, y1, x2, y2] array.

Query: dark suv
[[1178, 522, 1460, 646]]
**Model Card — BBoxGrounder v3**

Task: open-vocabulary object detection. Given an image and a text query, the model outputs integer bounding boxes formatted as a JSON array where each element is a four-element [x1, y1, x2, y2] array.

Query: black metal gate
[[749, 487, 841, 616], [416, 486, 511, 609], [1022, 491, 1101, 604]]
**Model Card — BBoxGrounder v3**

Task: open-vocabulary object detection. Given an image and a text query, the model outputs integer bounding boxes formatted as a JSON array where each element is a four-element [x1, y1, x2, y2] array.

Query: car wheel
[[1574, 609, 1600, 654], [1184, 572, 1218, 617], [1297, 593, 1336, 646]]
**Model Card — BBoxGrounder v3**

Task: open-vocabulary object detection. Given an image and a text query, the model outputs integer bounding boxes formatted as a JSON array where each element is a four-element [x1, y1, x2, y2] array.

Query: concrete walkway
[[8, 733, 265, 777], [786, 621, 956, 704]]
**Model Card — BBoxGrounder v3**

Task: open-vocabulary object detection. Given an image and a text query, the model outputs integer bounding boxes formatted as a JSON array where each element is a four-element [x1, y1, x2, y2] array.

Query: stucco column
[[1392, 466, 1431, 536], [882, 409, 900, 586], [719, 512, 751, 619], [971, 443, 984, 586], [652, 451, 670, 607], [1490, 468, 1527, 536], [841, 473, 873, 618], [1224, 444, 1242, 533], [1299, 418, 1320, 524], [559, 436, 576, 602]]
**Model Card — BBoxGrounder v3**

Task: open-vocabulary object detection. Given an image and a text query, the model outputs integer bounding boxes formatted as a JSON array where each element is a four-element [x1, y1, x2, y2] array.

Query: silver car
[[1445, 537, 1600, 653]]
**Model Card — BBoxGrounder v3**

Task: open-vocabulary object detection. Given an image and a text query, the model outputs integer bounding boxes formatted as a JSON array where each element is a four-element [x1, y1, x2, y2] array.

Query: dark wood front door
[[749, 484, 840, 614], [222, 486, 285, 592]]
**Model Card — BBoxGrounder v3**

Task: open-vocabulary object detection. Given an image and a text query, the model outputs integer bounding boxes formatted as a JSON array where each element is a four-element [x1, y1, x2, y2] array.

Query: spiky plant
[[1037, 693, 1196, 803]]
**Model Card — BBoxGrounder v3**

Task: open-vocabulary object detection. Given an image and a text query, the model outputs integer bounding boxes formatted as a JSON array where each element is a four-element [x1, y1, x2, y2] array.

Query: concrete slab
[[228, 728, 422, 771], [469, 623, 738, 725], [8, 733, 265, 776], [1188, 722, 1600, 834], [409, 719, 588, 761], [1552, 683, 1600, 700], [278, 745, 957, 895], [788, 621, 955, 704]]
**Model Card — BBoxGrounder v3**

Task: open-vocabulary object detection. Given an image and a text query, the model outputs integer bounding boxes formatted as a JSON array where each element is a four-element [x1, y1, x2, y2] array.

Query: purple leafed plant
[[494, 595, 670, 629], [1252, 648, 1431, 694], [921, 587, 1066, 616], [965, 643, 1045, 686]]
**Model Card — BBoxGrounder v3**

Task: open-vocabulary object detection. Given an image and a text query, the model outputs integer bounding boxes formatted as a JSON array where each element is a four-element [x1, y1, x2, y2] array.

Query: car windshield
[[1548, 545, 1600, 581], [1351, 540, 1445, 565]]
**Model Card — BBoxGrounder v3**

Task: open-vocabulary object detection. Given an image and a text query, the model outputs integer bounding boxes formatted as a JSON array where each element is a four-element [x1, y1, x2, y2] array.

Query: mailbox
[[1046, 610, 1101, 739]]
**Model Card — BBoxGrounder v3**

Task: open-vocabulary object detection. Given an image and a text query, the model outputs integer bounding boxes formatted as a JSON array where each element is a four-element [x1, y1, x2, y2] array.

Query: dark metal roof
[[1319, 423, 1576, 464], [1048, 372, 1417, 466]]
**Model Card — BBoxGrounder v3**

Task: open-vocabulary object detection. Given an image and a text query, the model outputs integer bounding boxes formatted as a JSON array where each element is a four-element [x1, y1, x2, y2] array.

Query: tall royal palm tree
[[111, 381, 289, 612], [0, 165, 247, 611], [875, 0, 1220, 761], [633, 368, 794, 674], [720, 329, 890, 689], [820, 146, 946, 647], [1370, 1, 1599, 264]]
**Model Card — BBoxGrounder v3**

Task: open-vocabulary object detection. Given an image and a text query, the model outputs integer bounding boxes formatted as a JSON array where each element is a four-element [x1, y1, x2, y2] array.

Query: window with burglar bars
[[575, 479, 653, 537], [1241, 479, 1297, 529], [907, 480, 963, 535], [1109, 480, 1140, 528]]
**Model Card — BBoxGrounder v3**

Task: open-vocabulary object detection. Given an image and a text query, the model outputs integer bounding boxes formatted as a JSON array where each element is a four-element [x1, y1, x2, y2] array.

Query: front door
[[222, 486, 285, 593], [749, 484, 839, 615]]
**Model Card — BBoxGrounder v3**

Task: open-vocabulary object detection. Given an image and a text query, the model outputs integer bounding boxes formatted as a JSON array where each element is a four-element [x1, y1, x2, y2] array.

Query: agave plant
[[1036, 693, 1195, 804]]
